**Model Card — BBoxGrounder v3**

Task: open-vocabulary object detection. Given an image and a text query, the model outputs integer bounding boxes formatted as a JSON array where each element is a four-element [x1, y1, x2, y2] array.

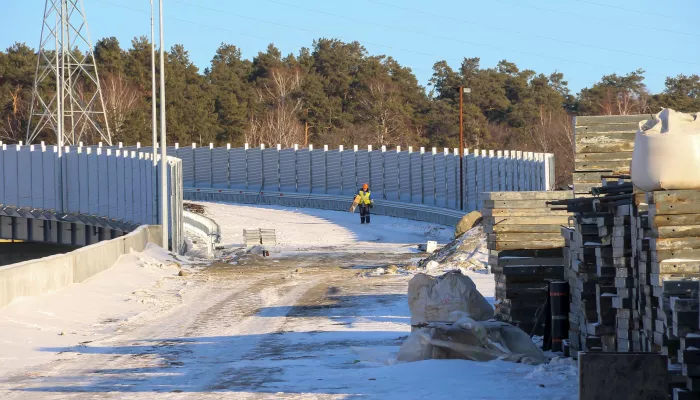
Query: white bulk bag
[[631, 109, 700, 191]]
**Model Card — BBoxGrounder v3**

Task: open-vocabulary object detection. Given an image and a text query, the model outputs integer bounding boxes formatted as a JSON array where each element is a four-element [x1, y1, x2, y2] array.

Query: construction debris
[[418, 225, 488, 273], [400, 270, 545, 365], [397, 312, 546, 365], [455, 211, 483, 238], [183, 202, 206, 214]]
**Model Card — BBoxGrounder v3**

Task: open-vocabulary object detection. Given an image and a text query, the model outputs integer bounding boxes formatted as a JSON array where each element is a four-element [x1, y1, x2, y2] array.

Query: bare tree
[[0, 86, 27, 143], [525, 107, 574, 188], [102, 72, 140, 141], [248, 67, 305, 147]]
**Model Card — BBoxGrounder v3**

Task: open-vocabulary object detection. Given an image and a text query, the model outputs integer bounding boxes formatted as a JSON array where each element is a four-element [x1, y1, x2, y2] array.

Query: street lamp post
[[459, 86, 471, 211], [151, 0, 157, 166], [159, 0, 168, 249]]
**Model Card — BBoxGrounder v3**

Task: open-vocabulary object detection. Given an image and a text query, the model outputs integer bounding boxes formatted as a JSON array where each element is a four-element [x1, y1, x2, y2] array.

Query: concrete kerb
[[0, 225, 163, 310]]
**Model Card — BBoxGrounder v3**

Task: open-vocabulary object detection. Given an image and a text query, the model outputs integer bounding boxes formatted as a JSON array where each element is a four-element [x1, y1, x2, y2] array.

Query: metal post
[[151, 0, 157, 166], [159, 0, 168, 249], [459, 86, 464, 211]]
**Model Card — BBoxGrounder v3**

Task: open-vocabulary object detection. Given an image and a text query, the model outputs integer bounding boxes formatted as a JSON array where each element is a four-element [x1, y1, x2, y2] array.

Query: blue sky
[[2, 0, 698, 94]]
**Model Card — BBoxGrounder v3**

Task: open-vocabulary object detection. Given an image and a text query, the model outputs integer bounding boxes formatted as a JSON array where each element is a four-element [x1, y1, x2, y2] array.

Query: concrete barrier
[[0, 225, 163, 309]]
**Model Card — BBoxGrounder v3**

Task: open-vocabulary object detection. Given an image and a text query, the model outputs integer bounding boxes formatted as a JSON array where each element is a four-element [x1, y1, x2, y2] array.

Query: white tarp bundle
[[632, 109, 700, 191], [396, 312, 547, 365], [408, 271, 494, 327]]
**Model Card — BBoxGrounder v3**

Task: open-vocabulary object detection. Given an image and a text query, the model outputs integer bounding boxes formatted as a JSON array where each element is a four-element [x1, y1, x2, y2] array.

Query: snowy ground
[[0, 203, 577, 399], [193, 202, 453, 253]]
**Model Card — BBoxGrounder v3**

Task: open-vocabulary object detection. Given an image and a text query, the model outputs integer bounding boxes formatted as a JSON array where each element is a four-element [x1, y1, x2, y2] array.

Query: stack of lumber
[[483, 191, 572, 335], [573, 115, 649, 197], [551, 179, 633, 357], [676, 325, 700, 399], [629, 192, 648, 353], [643, 191, 700, 395], [608, 204, 635, 352]]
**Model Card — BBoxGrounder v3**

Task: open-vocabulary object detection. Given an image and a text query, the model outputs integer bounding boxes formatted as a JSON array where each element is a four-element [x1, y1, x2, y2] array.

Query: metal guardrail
[[184, 188, 466, 227], [183, 210, 221, 258]]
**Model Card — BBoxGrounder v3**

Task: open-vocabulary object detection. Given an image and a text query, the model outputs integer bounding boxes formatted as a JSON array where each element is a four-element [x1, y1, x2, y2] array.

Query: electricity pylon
[[26, 0, 112, 147]]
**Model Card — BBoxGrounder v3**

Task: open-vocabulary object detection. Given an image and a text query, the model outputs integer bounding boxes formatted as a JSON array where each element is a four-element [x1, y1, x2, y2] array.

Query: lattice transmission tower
[[26, 0, 112, 146]]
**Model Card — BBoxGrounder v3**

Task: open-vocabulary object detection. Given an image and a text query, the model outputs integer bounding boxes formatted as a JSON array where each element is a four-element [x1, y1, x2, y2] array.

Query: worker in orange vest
[[358, 183, 373, 224]]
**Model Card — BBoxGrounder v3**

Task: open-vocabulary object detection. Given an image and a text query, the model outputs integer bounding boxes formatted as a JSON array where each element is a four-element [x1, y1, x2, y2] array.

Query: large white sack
[[408, 270, 494, 326], [632, 109, 700, 191]]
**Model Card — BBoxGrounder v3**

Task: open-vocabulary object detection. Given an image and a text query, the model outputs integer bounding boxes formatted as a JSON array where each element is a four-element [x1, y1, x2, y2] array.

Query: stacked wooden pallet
[[483, 191, 572, 335], [573, 115, 649, 197], [642, 191, 700, 395], [553, 180, 634, 357], [676, 321, 700, 399], [606, 204, 635, 353]]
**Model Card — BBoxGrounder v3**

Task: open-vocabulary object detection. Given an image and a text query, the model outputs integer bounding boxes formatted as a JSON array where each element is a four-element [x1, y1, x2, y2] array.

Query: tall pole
[[151, 0, 157, 166], [459, 86, 464, 211], [304, 108, 309, 147], [159, 0, 168, 249]]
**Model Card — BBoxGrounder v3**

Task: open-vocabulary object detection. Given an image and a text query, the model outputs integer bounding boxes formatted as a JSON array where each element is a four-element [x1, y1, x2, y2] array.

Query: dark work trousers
[[359, 205, 371, 224]]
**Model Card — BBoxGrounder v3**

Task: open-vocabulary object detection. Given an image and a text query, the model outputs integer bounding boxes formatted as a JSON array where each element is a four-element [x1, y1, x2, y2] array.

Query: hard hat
[[362, 183, 369, 190]]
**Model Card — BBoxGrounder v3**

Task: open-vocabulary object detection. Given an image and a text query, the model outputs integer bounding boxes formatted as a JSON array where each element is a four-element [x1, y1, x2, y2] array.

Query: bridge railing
[[110, 143, 553, 213], [0, 143, 184, 252]]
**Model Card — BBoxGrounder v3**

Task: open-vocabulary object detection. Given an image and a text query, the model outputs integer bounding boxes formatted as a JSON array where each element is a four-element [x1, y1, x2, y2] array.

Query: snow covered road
[[0, 203, 577, 399]]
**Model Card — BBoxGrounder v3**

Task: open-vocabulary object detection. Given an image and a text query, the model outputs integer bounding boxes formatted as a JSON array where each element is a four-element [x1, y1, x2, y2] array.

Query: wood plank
[[653, 260, 700, 275], [573, 172, 605, 184], [482, 208, 570, 217], [652, 214, 700, 227], [575, 152, 632, 162], [488, 239, 565, 251], [653, 225, 700, 238], [576, 141, 635, 154], [575, 114, 652, 126], [484, 216, 571, 225], [488, 233, 563, 242], [575, 132, 636, 146], [653, 249, 700, 263], [650, 190, 700, 205], [485, 224, 565, 234], [575, 159, 631, 172], [496, 257, 565, 267], [480, 191, 573, 201], [575, 123, 641, 134], [483, 200, 554, 209], [573, 183, 599, 194], [650, 237, 700, 251], [651, 202, 700, 216]]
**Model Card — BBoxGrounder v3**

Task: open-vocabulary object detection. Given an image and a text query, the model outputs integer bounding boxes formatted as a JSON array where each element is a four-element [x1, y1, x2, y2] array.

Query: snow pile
[[526, 356, 579, 383], [418, 225, 488, 275], [0, 244, 193, 377]]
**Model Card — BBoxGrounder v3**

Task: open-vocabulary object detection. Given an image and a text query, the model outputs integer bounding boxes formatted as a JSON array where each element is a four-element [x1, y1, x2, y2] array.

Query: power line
[[260, 0, 676, 78], [570, 0, 690, 22], [496, 0, 699, 38], [168, 0, 644, 86], [94, 0, 436, 63], [91, 0, 661, 89], [367, 0, 699, 66]]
